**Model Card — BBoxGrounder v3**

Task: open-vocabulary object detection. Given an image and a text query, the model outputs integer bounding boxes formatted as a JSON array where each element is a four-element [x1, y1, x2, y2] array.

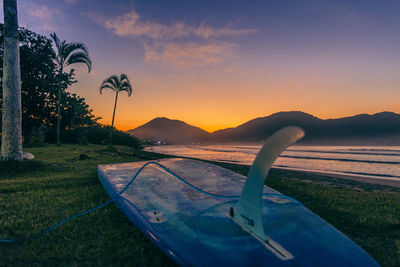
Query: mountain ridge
[[128, 117, 209, 144], [127, 111, 400, 145]]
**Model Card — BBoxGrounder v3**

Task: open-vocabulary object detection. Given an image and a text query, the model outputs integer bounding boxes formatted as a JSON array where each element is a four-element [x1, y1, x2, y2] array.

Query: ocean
[[145, 145, 400, 181]]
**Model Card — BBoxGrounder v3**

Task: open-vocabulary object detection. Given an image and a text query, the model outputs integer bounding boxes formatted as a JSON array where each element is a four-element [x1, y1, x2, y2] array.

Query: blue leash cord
[[0, 161, 300, 243]]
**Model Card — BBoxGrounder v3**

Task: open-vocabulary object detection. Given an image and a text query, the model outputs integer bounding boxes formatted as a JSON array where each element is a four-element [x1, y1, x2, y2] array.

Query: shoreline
[[143, 146, 400, 190], [144, 146, 400, 189], [143, 150, 400, 191]]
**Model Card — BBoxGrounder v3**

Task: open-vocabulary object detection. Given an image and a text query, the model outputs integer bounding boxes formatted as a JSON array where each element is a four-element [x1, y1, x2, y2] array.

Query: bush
[[23, 126, 45, 147], [63, 125, 143, 150], [78, 136, 88, 146]]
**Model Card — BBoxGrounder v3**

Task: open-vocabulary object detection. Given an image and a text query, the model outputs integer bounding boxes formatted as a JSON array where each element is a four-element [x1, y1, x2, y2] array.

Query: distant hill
[[210, 111, 400, 145], [210, 111, 322, 143], [128, 112, 400, 145], [127, 117, 209, 144]]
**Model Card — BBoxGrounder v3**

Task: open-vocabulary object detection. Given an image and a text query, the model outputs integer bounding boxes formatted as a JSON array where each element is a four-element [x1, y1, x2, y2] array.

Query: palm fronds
[[99, 74, 133, 96], [50, 32, 92, 145], [50, 32, 92, 72]]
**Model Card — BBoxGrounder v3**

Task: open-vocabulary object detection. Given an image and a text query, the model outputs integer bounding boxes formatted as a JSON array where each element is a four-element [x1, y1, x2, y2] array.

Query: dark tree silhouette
[[50, 32, 92, 145], [1, 26, 98, 144]]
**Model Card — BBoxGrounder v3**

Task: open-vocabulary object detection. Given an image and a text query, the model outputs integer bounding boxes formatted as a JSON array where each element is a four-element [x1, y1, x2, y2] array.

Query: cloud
[[194, 22, 257, 39], [88, 9, 254, 67], [21, 2, 62, 31], [24, 3, 59, 20], [89, 10, 255, 41], [144, 42, 236, 67]]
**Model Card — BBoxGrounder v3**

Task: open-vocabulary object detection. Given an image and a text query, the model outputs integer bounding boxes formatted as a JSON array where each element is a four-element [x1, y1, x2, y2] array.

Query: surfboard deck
[[97, 158, 378, 266]]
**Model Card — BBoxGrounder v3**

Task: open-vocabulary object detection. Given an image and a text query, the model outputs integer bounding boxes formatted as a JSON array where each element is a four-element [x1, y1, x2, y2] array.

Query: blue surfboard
[[97, 127, 378, 266]]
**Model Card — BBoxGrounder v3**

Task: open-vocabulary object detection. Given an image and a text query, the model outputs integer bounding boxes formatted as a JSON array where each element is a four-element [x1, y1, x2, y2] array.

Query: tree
[[1, 25, 58, 134], [1, 26, 73, 138], [61, 93, 99, 130], [99, 74, 133, 145], [1, 0, 22, 160], [1, 26, 99, 145], [50, 32, 92, 145]]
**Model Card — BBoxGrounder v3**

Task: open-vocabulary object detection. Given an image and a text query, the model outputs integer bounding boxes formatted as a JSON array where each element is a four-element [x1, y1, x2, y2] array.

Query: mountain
[[210, 111, 322, 143], [127, 117, 209, 144], [210, 111, 400, 145], [128, 112, 400, 145]]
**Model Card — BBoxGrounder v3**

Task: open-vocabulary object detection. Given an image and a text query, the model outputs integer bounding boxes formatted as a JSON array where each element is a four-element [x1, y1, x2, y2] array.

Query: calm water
[[146, 145, 400, 180]]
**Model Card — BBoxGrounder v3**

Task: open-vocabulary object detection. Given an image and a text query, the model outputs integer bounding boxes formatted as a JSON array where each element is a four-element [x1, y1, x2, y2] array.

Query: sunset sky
[[2, 0, 400, 132]]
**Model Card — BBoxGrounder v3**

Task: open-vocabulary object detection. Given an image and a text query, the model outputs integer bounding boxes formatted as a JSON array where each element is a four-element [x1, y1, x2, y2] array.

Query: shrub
[[78, 136, 88, 146], [23, 126, 45, 147], [63, 125, 143, 150]]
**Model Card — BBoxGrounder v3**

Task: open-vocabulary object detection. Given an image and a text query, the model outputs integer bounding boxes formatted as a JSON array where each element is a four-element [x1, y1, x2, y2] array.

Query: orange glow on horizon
[[107, 105, 400, 133], [71, 43, 400, 134]]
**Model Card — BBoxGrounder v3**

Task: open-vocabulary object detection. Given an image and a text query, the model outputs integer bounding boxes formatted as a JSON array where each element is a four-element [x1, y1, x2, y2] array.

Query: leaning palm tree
[[1, 0, 23, 160], [99, 74, 133, 145], [50, 32, 92, 145]]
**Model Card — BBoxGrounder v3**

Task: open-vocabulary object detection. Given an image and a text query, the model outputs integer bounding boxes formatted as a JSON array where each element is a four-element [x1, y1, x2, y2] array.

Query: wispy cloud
[[21, 2, 62, 31], [89, 10, 255, 40], [88, 9, 255, 67], [144, 42, 236, 67], [89, 11, 255, 40]]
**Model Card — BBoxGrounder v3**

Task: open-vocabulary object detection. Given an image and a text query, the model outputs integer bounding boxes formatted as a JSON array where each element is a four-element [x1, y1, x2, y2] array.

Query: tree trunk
[[109, 91, 118, 145], [1, 0, 22, 160], [71, 101, 76, 129], [56, 86, 61, 145], [56, 68, 63, 145]]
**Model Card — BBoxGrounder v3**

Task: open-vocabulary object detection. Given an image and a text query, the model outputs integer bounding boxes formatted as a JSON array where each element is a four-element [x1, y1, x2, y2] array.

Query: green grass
[[0, 144, 174, 266], [0, 144, 399, 266]]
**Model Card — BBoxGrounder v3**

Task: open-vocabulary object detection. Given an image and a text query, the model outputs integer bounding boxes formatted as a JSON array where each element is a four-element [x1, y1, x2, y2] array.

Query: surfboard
[[97, 127, 378, 266]]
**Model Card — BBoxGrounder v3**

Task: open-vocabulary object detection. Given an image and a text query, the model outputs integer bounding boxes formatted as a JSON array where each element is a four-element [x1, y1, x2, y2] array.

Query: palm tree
[[50, 32, 92, 145], [1, 0, 22, 160], [99, 74, 133, 145]]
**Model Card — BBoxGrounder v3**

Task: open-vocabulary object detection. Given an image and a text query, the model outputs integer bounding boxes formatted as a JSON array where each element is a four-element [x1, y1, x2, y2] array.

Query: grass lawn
[[0, 144, 399, 266]]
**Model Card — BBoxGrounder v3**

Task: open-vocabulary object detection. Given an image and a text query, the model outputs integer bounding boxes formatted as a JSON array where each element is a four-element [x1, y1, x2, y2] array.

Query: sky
[[1, 0, 400, 132]]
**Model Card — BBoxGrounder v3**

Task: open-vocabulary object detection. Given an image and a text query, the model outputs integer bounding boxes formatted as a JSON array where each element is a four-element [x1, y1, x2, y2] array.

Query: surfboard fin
[[231, 126, 304, 259]]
